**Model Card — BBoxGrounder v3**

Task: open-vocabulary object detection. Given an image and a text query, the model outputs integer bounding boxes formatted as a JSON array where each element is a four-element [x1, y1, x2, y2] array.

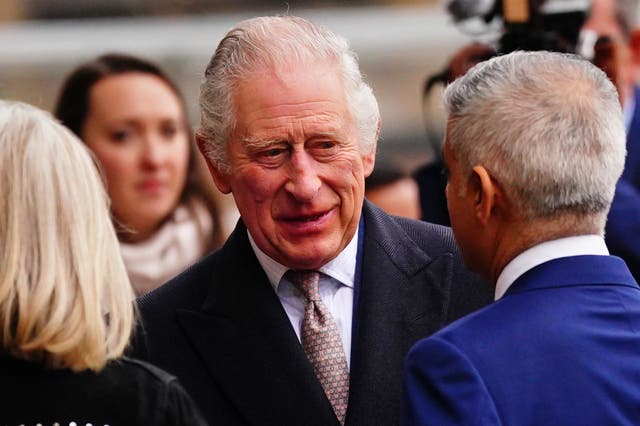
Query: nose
[[140, 133, 165, 169], [284, 149, 321, 202]]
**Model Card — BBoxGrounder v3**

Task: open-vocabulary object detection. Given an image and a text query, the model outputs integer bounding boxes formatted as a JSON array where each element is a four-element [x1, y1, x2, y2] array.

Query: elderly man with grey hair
[[131, 15, 491, 426], [402, 50, 640, 425]]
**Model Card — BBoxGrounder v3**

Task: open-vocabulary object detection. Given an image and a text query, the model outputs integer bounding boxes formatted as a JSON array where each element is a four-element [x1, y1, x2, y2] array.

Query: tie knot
[[286, 269, 321, 302]]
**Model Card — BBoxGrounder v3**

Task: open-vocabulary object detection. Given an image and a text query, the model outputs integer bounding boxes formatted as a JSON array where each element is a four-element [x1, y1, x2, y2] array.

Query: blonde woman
[[0, 101, 206, 425]]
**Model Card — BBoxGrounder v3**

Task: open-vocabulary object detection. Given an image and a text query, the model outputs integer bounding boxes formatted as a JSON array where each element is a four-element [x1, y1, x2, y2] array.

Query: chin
[[145, 202, 176, 219], [132, 212, 171, 233], [286, 248, 338, 270]]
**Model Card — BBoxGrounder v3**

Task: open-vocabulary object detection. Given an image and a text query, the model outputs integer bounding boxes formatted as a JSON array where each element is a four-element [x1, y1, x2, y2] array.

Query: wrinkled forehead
[[230, 61, 347, 120]]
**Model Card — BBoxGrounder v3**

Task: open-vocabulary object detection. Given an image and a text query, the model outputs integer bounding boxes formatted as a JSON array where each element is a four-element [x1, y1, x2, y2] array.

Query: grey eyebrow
[[241, 137, 289, 149]]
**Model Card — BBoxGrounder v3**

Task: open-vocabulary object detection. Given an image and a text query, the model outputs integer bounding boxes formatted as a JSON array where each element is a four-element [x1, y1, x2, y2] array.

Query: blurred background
[[0, 0, 474, 230], [0, 0, 474, 168]]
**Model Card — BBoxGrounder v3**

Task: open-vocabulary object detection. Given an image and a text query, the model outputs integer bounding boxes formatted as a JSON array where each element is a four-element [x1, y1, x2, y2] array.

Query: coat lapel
[[346, 202, 455, 425], [176, 223, 339, 426], [169, 204, 458, 425]]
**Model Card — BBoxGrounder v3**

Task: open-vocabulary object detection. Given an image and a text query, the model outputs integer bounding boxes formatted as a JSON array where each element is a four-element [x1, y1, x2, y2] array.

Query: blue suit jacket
[[606, 86, 640, 279], [402, 255, 640, 426]]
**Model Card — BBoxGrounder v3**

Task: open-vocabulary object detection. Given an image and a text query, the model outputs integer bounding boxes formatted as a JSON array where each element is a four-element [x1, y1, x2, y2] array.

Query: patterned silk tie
[[287, 269, 350, 425]]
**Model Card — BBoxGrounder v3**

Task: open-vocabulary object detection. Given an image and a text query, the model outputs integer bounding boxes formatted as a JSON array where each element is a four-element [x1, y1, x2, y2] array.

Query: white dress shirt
[[248, 231, 357, 368], [494, 235, 610, 301]]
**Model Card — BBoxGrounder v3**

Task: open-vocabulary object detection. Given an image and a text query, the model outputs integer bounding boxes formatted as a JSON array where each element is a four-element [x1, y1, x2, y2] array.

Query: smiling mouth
[[284, 210, 329, 223]]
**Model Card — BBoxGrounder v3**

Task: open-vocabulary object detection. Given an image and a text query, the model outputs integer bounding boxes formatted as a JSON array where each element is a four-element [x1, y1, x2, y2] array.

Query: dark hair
[[54, 53, 221, 248], [55, 53, 183, 137]]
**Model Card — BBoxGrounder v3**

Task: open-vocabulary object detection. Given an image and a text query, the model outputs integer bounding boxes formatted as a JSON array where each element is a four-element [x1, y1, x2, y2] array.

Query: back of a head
[[0, 100, 134, 372], [444, 51, 626, 224], [197, 15, 380, 174]]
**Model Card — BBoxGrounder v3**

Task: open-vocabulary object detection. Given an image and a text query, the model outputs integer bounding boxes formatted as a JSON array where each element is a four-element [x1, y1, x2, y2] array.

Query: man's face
[[211, 64, 376, 270]]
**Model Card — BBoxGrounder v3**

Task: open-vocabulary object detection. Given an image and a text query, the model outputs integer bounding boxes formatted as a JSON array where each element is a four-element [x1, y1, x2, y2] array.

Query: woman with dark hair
[[55, 53, 223, 296]]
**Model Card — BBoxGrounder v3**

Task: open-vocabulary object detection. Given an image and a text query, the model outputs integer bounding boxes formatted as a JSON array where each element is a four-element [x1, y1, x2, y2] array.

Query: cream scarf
[[119, 198, 213, 296]]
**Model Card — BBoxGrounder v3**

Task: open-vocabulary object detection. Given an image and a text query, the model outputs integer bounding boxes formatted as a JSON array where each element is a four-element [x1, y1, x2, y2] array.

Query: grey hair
[[197, 15, 380, 174], [444, 50, 626, 222]]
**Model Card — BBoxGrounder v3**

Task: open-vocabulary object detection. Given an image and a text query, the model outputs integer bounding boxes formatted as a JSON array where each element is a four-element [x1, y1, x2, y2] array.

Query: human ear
[[362, 119, 381, 178], [470, 165, 497, 226], [196, 135, 232, 194], [363, 147, 376, 178]]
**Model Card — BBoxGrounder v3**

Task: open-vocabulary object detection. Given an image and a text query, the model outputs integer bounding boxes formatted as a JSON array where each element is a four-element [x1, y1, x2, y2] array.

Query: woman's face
[[82, 72, 190, 242]]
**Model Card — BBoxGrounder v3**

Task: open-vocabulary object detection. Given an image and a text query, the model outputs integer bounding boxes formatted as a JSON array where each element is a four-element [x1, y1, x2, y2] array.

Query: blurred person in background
[[417, 0, 640, 281], [0, 100, 206, 425], [413, 43, 495, 226], [402, 50, 639, 426], [55, 53, 224, 296], [581, 0, 640, 282], [365, 161, 422, 220]]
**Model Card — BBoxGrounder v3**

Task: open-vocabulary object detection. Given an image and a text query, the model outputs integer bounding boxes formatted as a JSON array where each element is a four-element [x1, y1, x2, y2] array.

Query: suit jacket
[[606, 86, 640, 279], [412, 160, 450, 227], [131, 201, 491, 426], [402, 255, 640, 426]]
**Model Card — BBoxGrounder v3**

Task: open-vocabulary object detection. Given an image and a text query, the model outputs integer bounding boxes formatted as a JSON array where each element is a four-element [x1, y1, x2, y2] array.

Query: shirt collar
[[494, 235, 609, 301], [248, 230, 358, 291]]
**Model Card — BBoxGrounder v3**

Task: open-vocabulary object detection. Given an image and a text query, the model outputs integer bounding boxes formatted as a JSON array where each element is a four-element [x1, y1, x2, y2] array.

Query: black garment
[[1, 354, 207, 426], [130, 201, 492, 426], [412, 160, 450, 226]]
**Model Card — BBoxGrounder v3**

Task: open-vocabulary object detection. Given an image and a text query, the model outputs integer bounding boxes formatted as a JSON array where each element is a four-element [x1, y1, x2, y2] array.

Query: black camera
[[415, 0, 600, 225], [446, 0, 590, 54]]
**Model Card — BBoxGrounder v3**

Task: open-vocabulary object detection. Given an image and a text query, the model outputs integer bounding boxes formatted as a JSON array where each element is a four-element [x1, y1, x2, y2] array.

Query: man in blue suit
[[402, 51, 640, 425]]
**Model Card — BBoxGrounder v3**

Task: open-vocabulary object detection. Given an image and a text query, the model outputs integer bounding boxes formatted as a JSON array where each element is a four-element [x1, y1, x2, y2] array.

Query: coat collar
[[347, 202, 456, 423], [506, 255, 638, 298], [175, 202, 456, 425], [178, 220, 339, 425]]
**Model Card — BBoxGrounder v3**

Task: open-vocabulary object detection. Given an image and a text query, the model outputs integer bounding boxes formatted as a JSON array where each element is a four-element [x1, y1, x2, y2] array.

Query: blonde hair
[[0, 100, 134, 372]]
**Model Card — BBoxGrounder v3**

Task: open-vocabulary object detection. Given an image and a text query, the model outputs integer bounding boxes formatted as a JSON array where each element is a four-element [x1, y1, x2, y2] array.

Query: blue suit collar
[[506, 255, 638, 297]]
